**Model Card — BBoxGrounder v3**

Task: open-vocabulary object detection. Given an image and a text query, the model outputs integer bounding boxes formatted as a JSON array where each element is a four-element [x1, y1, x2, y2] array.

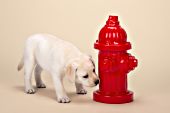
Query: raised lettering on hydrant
[[93, 16, 138, 104]]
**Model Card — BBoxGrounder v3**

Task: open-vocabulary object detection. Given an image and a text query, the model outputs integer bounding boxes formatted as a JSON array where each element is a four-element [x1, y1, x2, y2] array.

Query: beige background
[[0, 0, 170, 113]]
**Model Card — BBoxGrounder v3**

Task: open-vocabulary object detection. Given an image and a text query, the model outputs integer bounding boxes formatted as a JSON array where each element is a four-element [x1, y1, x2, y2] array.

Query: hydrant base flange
[[93, 90, 133, 104]]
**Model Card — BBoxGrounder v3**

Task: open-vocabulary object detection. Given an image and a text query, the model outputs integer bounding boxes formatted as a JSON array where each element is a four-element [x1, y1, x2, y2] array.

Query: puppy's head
[[65, 54, 99, 87]]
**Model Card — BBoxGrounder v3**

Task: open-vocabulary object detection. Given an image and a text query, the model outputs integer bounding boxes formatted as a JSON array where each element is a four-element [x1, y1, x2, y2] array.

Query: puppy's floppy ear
[[84, 53, 92, 59], [89, 58, 95, 68], [83, 54, 95, 67], [87, 54, 92, 59], [65, 62, 78, 82]]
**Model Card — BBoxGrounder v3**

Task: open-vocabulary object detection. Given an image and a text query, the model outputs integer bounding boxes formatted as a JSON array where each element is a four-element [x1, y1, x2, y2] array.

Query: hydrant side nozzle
[[128, 56, 138, 71], [133, 59, 138, 67]]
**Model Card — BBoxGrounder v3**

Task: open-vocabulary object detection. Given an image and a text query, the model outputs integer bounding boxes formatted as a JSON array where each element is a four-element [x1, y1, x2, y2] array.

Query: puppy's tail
[[18, 56, 24, 71]]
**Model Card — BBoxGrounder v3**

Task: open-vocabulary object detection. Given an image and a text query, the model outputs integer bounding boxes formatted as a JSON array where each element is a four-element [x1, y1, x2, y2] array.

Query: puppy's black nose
[[95, 79, 99, 85]]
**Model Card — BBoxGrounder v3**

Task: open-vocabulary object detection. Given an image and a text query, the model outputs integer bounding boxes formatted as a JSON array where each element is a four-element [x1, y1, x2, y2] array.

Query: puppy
[[18, 34, 99, 103]]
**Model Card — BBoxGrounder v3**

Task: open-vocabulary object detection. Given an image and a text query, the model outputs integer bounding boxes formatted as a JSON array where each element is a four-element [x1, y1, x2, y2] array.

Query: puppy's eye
[[83, 74, 88, 78]]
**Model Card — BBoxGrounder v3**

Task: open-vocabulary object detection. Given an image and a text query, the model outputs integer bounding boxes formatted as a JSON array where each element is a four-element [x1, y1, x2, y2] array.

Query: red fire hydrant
[[93, 16, 138, 104]]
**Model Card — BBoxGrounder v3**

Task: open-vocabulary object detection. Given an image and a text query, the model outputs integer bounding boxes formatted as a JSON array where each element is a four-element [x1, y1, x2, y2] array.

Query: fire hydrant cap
[[94, 16, 131, 51]]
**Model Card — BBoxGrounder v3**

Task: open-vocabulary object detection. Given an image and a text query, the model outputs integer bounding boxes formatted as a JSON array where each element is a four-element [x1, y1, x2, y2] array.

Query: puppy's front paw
[[57, 96, 71, 103], [37, 83, 46, 88], [26, 88, 36, 94], [77, 89, 87, 95]]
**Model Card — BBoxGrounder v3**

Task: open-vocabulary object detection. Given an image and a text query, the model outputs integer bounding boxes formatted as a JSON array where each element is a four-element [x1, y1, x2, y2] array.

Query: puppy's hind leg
[[34, 65, 46, 88], [24, 49, 36, 94]]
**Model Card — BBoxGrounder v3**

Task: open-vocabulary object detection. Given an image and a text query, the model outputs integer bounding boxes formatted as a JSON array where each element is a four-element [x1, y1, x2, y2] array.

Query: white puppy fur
[[18, 34, 99, 103]]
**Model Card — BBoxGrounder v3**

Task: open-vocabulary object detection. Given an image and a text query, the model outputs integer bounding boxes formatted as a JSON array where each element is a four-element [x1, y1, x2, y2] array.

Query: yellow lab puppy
[[18, 34, 99, 103]]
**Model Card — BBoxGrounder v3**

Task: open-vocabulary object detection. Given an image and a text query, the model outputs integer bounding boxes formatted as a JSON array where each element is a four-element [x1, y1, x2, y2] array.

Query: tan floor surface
[[0, 70, 170, 113]]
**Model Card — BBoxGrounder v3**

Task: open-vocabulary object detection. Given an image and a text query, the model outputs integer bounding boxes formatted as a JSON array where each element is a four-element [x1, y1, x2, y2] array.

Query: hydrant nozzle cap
[[109, 16, 118, 21], [106, 16, 119, 26]]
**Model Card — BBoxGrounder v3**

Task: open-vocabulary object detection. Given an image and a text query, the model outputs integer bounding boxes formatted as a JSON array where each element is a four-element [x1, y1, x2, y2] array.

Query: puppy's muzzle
[[95, 79, 99, 85]]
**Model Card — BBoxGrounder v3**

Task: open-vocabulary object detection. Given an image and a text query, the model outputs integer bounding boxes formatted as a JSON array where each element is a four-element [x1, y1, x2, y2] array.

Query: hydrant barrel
[[93, 16, 138, 104]]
